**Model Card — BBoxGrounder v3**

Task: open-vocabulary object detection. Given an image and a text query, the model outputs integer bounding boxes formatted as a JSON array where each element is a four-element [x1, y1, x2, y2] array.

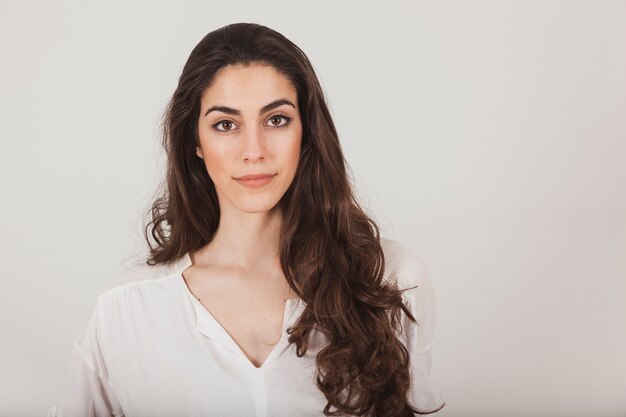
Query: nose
[[241, 125, 265, 162]]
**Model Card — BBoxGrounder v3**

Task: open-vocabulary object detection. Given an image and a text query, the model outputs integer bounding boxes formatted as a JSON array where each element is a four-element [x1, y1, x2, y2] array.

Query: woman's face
[[196, 62, 302, 216]]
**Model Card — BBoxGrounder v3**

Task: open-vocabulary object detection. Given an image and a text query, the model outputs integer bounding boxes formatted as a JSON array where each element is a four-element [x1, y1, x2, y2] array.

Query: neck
[[195, 206, 283, 272]]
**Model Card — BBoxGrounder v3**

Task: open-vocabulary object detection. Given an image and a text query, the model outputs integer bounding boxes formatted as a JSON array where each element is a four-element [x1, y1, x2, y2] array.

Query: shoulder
[[84, 273, 185, 345], [94, 251, 191, 316], [380, 237, 430, 292], [94, 250, 191, 301], [381, 238, 438, 349], [94, 273, 180, 316], [105, 251, 189, 288], [74, 253, 191, 351]]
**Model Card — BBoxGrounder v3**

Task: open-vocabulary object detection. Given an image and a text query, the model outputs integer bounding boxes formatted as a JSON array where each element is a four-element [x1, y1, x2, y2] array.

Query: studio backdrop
[[0, 1, 624, 416]]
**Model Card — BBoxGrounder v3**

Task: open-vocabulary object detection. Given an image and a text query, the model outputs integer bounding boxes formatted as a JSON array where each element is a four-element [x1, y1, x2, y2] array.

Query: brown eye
[[267, 115, 291, 127], [212, 120, 236, 132]]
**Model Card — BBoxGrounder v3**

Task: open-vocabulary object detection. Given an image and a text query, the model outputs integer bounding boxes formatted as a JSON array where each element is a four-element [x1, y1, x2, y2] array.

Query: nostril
[[244, 154, 264, 162]]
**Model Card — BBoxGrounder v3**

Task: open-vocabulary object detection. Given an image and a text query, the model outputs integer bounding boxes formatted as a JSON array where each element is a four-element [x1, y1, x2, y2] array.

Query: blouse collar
[[173, 251, 304, 370]]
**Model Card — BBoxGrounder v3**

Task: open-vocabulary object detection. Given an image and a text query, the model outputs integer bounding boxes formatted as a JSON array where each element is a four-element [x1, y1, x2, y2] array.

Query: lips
[[235, 173, 275, 180], [234, 173, 276, 188]]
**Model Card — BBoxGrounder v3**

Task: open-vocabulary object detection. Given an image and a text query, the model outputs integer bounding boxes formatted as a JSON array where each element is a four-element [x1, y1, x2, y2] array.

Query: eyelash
[[211, 114, 292, 132]]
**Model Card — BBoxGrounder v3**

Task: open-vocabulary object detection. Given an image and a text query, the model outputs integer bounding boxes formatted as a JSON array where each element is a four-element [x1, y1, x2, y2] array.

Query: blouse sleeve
[[393, 243, 445, 414], [47, 295, 124, 417]]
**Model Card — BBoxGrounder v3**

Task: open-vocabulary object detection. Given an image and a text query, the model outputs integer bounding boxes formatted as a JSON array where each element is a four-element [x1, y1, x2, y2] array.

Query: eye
[[266, 114, 292, 127], [212, 120, 237, 132]]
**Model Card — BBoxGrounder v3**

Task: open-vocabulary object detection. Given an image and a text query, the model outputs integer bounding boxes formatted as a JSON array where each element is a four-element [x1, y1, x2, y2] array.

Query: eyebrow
[[203, 98, 296, 117]]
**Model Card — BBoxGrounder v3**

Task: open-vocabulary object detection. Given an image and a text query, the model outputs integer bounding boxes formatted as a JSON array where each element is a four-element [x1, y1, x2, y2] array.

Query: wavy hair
[[143, 22, 444, 417]]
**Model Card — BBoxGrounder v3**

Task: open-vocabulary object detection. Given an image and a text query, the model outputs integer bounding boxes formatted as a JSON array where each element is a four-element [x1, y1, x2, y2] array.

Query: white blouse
[[47, 238, 443, 416]]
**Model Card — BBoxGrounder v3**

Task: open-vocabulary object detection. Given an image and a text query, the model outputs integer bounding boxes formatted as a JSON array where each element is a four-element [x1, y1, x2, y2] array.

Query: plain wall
[[0, 1, 624, 416]]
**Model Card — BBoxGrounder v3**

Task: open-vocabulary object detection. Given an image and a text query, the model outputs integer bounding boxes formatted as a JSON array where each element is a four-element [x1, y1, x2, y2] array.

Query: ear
[[196, 146, 204, 159]]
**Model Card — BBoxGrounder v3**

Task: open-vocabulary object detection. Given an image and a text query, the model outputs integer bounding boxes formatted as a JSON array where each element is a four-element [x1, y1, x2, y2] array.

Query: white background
[[1, 1, 624, 416]]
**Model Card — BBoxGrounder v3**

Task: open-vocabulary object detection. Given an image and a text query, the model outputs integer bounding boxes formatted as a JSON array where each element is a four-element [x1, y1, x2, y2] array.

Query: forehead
[[200, 63, 297, 107]]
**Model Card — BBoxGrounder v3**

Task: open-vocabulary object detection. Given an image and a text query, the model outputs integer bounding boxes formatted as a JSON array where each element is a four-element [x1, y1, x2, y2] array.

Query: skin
[[182, 62, 302, 368]]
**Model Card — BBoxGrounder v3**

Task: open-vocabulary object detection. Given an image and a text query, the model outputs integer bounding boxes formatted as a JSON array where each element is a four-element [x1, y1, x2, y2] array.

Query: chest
[[100, 280, 329, 417], [181, 266, 297, 369], [196, 290, 288, 368]]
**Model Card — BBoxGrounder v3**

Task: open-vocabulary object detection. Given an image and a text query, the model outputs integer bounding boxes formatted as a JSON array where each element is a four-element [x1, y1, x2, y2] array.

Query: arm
[[392, 242, 445, 413], [47, 296, 124, 417]]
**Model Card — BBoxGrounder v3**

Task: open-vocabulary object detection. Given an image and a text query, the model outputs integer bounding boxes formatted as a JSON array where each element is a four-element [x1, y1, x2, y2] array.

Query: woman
[[48, 23, 445, 417]]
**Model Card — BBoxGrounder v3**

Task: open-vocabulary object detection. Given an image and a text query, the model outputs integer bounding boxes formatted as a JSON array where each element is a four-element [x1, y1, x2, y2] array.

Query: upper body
[[48, 22, 446, 417], [47, 238, 442, 417]]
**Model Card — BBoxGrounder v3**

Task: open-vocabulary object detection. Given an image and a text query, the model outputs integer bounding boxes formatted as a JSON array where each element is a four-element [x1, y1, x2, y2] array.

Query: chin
[[234, 198, 282, 214]]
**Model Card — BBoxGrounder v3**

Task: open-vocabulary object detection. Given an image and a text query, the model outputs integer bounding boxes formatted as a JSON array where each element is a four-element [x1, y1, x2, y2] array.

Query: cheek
[[202, 148, 230, 182], [288, 140, 301, 163], [286, 129, 302, 167]]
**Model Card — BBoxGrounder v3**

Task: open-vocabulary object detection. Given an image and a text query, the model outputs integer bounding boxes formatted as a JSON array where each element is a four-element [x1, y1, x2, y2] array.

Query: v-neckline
[[177, 259, 300, 371]]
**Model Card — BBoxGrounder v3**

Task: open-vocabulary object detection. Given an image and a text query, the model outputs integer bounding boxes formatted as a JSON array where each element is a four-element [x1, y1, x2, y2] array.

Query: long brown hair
[[144, 22, 443, 416]]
